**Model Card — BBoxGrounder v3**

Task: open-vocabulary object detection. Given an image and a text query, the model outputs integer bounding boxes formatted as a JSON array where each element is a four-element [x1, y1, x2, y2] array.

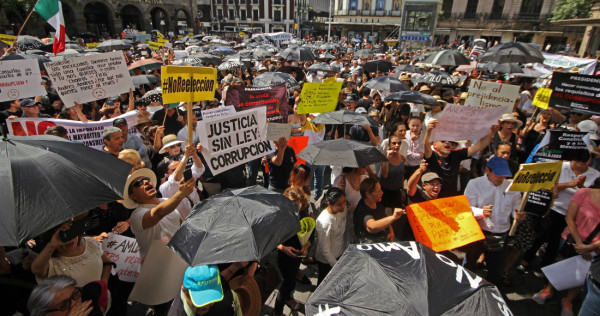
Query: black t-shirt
[[425, 147, 468, 198], [408, 186, 432, 204], [353, 199, 389, 243], [267, 146, 297, 190], [348, 124, 379, 143], [357, 98, 372, 111], [151, 109, 181, 136]]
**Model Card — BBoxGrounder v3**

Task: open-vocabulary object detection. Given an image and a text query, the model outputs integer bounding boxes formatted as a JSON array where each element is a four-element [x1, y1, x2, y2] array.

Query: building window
[[252, 0, 258, 4], [338, 0, 343, 10], [274, 10, 282, 21], [241, 9, 247, 20], [274, 0, 281, 4], [376, 0, 385, 11], [217, 9, 223, 20], [228, 9, 235, 19], [441, 0, 452, 18], [216, 0, 222, 3], [464, 0, 478, 19], [253, 9, 259, 20], [228, 0, 233, 4], [490, 0, 504, 19], [519, 0, 543, 19], [350, 0, 357, 10], [405, 10, 432, 31], [240, 0, 245, 3]]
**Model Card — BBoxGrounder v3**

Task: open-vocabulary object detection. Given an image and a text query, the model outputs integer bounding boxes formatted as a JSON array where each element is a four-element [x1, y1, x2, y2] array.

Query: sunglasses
[[47, 287, 81, 313], [129, 177, 151, 194], [373, 99, 381, 101], [169, 144, 182, 149], [390, 141, 401, 145]]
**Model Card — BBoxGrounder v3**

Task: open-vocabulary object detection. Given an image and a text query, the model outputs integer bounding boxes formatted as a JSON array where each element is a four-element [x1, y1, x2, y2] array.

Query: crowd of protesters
[[1, 33, 600, 316]]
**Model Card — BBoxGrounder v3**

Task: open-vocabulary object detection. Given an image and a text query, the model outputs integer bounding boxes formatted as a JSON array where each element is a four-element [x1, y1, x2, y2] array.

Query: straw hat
[[499, 113, 523, 128], [159, 134, 184, 154], [122, 168, 157, 209], [229, 275, 261, 316]]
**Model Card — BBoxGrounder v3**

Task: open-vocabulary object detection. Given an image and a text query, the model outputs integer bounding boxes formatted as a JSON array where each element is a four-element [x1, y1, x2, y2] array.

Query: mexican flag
[[34, 0, 65, 55]]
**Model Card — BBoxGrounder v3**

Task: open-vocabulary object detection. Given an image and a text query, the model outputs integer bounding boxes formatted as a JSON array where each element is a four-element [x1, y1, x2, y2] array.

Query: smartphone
[[106, 100, 114, 106], [59, 217, 99, 242], [183, 168, 193, 182]]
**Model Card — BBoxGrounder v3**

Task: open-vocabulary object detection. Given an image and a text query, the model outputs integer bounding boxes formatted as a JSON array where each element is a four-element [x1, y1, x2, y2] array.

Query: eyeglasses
[[47, 287, 81, 313], [130, 177, 151, 193]]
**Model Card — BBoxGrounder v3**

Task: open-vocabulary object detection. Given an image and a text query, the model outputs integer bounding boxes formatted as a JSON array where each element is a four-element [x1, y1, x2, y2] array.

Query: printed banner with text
[[197, 107, 275, 175], [549, 72, 600, 115], [430, 103, 505, 142], [161, 66, 217, 103], [297, 81, 343, 114], [531, 130, 590, 162], [225, 84, 289, 123], [102, 234, 141, 282], [406, 195, 485, 252], [45, 51, 134, 107], [508, 161, 562, 192], [0, 59, 46, 102], [465, 79, 519, 112]]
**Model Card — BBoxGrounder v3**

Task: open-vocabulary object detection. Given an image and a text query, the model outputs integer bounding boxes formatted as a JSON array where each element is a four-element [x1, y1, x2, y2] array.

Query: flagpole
[[16, 9, 36, 40]]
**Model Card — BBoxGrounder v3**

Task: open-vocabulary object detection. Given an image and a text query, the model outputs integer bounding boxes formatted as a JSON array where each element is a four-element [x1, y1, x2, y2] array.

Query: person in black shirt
[[265, 137, 297, 193], [151, 106, 182, 136], [353, 178, 404, 243], [407, 159, 443, 204], [423, 119, 497, 198]]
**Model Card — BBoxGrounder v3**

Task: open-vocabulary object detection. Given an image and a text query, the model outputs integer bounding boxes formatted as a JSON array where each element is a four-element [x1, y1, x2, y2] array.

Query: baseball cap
[[183, 265, 224, 308], [355, 107, 367, 114], [20, 98, 41, 107], [577, 120, 599, 140], [113, 118, 127, 127], [486, 156, 512, 177], [422, 172, 442, 183]]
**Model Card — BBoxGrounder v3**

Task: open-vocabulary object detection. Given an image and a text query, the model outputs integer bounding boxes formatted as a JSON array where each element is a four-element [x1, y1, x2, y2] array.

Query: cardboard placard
[[85, 42, 101, 49], [45, 51, 134, 107], [532, 131, 590, 162], [298, 81, 343, 114], [266, 123, 292, 141], [430, 103, 505, 142], [542, 255, 591, 291], [524, 190, 553, 217], [225, 84, 289, 123], [101, 234, 141, 282], [549, 72, 600, 115], [532, 87, 552, 109], [148, 41, 163, 50], [200, 105, 236, 121], [508, 161, 562, 192], [406, 195, 485, 252], [0, 59, 46, 102], [161, 66, 217, 103], [465, 79, 520, 112]]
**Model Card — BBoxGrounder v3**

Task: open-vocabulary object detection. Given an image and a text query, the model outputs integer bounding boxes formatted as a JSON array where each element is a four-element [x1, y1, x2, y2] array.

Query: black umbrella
[[478, 62, 523, 74], [364, 76, 410, 92], [253, 72, 298, 88], [172, 58, 203, 67], [218, 60, 247, 71], [312, 110, 378, 126], [354, 49, 374, 59], [190, 53, 222, 65], [306, 241, 511, 315], [276, 66, 305, 81], [423, 49, 471, 66], [0, 53, 50, 72], [319, 52, 336, 60], [392, 64, 423, 75], [0, 135, 133, 246], [415, 70, 458, 86], [319, 42, 339, 51], [131, 74, 161, 87], [298, 138, 388, 168], [276, 46, 316, 61], [308, 63, 340, 73], [479, 42, 544, 64], [387, 91, 431, 104], [209, 46, 236, 56], [168, 186, 301, 266], [16, 35, 44, 51], [512, 68, 543, 78], [363, 60, 393, 74], [96, 39, 132, 52], [65, 43, 85, 53]]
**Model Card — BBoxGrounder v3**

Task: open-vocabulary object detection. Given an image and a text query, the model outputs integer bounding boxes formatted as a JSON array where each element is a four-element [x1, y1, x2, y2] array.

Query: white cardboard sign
[[0, 59, 46, 102]]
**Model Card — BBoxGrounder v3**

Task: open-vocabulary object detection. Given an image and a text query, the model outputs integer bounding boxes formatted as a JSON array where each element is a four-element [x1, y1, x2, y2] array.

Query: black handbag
[[560, 223, 600, 258]]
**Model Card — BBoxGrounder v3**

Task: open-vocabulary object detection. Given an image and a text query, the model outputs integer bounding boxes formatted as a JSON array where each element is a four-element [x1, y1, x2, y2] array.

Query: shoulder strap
[[585, 222, 600, 244]]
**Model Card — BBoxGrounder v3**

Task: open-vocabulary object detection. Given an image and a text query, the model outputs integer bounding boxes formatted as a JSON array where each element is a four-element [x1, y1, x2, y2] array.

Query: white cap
[[578, 120, 599, 140]]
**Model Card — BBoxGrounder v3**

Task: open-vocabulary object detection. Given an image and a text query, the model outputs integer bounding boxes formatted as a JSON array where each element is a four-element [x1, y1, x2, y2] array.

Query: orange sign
[[288, 136, 309, 166], [406, 195, 484, 252]]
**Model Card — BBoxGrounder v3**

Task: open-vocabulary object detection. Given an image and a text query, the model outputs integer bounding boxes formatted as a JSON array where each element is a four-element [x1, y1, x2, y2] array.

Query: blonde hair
[[118, 149, 145, 169], [284, 187, 309, 211]]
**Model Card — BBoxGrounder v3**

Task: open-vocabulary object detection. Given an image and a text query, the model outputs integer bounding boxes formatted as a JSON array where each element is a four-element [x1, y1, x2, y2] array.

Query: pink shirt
[[562, 188, 600, 243]]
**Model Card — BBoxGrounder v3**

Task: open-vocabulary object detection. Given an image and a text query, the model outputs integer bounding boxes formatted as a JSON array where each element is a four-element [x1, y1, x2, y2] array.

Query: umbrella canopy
[[189, 53, 222, 65], [24, 49, 46, 55], [319, 52, 336, 60], [303, 43, 319, 50], [414, 70, 458, 86], [298, 138, 388, 168], [306, 241, 511, 315], [276, 66, 305, 81], [1, 135, 132, 246], [128, 59, 163, 71], [142, 88, 162, 103], [55, 49, 81, 58], [132, 74, 161, 87], [253, 72, 298, 88], [16, 35, 44, 51], [209, 46, 237, 56], [363, 60, 393, 74], [168, 186, 301, 266], [0, 53, 50, 71], [424, 50, 471, 66], [387, 91, 434, 104], [479, 42, 544, 64], [455, 61, 478, 73], [172, 57, 204, 67], [312, 110, 378, 126], [96, 39, 132, 52], [253, 47, 273, 58], [276, 46, 316, 61], [218, 60, 246, 71], [319, 42, 339, 51], [364, 76, 410, 92], [478, 62, 523, 74], [64, 43, 85, 53], [392, 64, 423, 75], [512, 68, 543, 78], [308, 63, 340, 73], [354, 49, 373, 59]]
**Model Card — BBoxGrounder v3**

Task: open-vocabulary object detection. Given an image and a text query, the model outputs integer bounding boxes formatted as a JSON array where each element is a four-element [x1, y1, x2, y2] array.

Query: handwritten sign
[[266, 123, 292, 141], [298, 81, 343, 114], [406, 195, 484, 252], [508, 161, 562, 192], [161, 66, 217, 103], [201, 105, 236, 121], [197, 107, 274, 175], [45, 51, 134, 107], [430, 103, 505, 142], [465, 79, 520, 112], [524, 189, 553, 217], [225, 84, 289, 123], [102, 234, 141, 282], [532, 87, 552, 109], [0, 59, 46, 102]]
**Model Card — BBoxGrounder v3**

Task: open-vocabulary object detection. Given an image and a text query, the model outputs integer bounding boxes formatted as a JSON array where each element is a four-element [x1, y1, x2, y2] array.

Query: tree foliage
[[550, 0, 593, 21]]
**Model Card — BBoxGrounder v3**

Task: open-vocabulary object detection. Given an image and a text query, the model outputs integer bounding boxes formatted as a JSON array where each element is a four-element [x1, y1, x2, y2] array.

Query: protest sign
[[0, 59, 46, 102], [465, 80, 520, 112], [0, 34, 16, 45], [549, 72, 600, 115], [288, 136, 309, 165], [536, 53, 598, 75], [323, 77, 337, 83], [508, 161, 562, 192], [532, 87, 552, 109], [406, 195, 485, 252], [45, 51, 134, 107], [532, 130, 590, 161], [148, 41, 163, 50], [542, 255, 591, 291], [430, 103, 505, 142], [225, 84, 289, 123], [161, 66, 217, 103], [524, 189, 553, 217], [7, 111, 139, 150], [102, 234, 141, 282], [266, 123, 292, 141], [298, 81, 343, 114], [200, 105, 236, 121], [197, 107, 274, 175], [85, 42, 101, 49]]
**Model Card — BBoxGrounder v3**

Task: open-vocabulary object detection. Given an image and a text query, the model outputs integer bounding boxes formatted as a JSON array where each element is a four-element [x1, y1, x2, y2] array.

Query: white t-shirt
[[553, 162, 600, 215], [315, 209, 348, 267], [130, 200, 182, 262]]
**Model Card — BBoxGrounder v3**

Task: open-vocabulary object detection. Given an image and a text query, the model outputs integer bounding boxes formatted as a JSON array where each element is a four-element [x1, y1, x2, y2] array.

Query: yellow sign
[[532, 87, 552, 109], [157, 38, 168, 44], [239, 32, 246, 38], [406, 195, 485, 252], [298, 81, 343, 114], [85, 42, 101, 49], [0, 33, 16, 46], [149, 41, 163, 50], [145, 37, 150, 43], [176, 35, 182, 39], [323, 77, 337, 83], [508, 161, 562, 192], [157, 31, 165, 39], [161, 66, 218, 103]]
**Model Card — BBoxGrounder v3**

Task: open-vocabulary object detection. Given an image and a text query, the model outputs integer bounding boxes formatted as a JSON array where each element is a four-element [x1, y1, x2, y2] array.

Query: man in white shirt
[[464, 156, 523, 288]]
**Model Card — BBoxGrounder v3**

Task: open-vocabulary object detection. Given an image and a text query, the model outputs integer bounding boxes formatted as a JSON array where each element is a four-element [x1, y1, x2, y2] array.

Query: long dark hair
[[321, 187, 345, 210]]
